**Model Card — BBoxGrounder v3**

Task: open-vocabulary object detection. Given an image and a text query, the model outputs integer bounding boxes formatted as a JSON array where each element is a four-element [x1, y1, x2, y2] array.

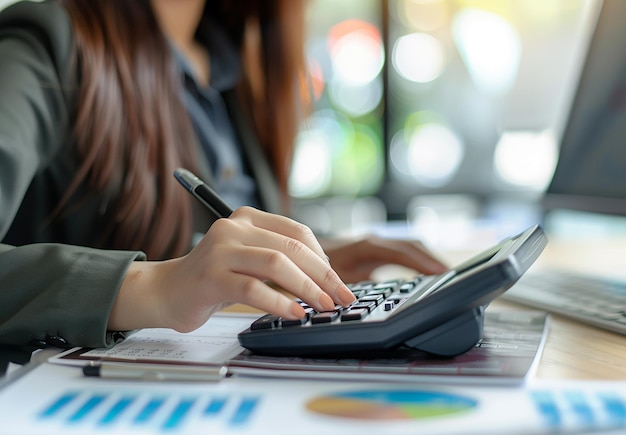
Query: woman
[[0, 0, 446, 350]]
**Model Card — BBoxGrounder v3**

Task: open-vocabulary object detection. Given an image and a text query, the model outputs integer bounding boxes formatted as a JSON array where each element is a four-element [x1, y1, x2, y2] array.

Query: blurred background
[[0, 0, 605, 248], [290, 0, 601, 248]]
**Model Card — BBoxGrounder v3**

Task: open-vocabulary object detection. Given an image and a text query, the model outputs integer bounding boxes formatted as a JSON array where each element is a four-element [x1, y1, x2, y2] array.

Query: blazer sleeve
[[0, 1, 74, 236], [0, 3, 146, 349], [0, 243, 146, 348]]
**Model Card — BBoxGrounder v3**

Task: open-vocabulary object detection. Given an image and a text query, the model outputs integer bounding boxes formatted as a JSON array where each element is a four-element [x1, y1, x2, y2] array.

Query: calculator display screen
[[451, 237, 514, 276]]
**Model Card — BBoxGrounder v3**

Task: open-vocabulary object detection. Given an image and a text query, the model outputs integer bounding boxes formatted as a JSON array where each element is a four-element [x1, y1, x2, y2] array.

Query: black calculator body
[[238, 225, 547, 357]]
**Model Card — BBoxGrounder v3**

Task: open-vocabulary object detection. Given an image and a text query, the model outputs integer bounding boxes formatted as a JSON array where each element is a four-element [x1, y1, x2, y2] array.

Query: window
[[292, 0, 598, 228]]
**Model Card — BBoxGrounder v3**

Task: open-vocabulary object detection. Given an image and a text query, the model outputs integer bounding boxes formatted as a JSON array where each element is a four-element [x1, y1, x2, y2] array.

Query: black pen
[[174, 168, 233, 218]]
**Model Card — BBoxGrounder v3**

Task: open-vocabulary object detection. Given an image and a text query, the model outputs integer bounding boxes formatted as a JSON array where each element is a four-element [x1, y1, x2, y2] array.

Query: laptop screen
[[544, 0, 626, 216]]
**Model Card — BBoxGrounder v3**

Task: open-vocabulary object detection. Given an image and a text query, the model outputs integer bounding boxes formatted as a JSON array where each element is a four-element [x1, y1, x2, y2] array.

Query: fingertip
[[318, 292, 335, 311], [415, 258, 448, 275], [289, 301, 306, 319], [337, 285, 356, 306], [431, 262, 449, 274]]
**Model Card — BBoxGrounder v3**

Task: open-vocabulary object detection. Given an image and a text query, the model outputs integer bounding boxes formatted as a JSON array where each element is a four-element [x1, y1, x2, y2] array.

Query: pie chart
[[306, 390, 477, 421]]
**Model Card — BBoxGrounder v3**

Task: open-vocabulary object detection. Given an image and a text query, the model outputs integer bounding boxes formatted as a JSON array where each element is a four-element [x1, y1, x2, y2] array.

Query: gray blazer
[[0, 1, 281, 348]]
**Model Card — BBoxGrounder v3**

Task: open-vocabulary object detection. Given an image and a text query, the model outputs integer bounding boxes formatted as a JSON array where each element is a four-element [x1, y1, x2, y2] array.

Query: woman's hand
[[109, 207, 356, 333], [322, 236, 448, 284]]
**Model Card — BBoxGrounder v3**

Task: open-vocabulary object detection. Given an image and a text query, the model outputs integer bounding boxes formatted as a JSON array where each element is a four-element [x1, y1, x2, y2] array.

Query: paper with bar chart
[[2, 363, 626, 435]]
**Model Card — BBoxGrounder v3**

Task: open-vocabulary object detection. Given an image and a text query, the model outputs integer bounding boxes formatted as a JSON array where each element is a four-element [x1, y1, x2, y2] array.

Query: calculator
[[238, 225, 547, 357]]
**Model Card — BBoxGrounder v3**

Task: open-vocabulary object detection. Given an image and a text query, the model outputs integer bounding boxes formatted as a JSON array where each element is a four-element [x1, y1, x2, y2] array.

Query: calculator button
[[311, 311, 340, 324], [250, 314, 281, 330], [373, 283, 397, 291], [350, 302, 376, 312], [366, 288, 393, 298], [358, 294, 385, 305], [385, 297, 407, 306], [281, 316, 309, 327], [340, 308, 369, 321], [399, 282, 416, 293], [350, 290, 366, 299]]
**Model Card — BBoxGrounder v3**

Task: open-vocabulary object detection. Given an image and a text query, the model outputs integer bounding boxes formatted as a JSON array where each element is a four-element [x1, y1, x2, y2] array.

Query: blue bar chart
[[37, 389, 260, 432], [530, 389, 626, 430]]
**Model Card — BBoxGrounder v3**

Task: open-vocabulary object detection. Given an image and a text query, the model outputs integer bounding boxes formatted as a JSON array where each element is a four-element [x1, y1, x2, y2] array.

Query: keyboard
[[501, 269, 626, 335], [238, 225, 547, 357]]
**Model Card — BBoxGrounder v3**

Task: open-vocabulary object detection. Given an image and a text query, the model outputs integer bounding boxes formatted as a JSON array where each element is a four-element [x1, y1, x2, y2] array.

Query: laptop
[[501, 0, 626, 334]]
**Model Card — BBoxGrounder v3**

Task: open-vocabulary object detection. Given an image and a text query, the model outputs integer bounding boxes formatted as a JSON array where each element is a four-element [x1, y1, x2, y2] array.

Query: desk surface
[[493, 299, 626, 380]]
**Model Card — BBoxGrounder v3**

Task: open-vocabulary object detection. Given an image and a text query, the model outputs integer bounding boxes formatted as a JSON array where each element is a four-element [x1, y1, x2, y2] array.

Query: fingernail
[[290, 302, 305, 319], [338, 285, 356, 306], [432, 263, 448, 274], [319, 292, 335, 311]]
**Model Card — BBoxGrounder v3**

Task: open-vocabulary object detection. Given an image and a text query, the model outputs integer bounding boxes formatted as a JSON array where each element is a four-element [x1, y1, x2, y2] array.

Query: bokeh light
[[392, 33, 446, 83], [328, 77, 383, 117], [332, 123, 384, 195], [452, 8, 522, 95], [289, 129, 332, 198], [328, 19, 385, 86], [290, 110, 350, 198], [390, 112, 465, 187], [399, 0, 449, 32], [494, 130, 559, 189]]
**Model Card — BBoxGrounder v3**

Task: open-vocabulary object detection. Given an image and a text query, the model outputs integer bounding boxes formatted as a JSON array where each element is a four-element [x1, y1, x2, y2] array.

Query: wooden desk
[[224, 234, 626, 381], [489, 298, 626, 380]]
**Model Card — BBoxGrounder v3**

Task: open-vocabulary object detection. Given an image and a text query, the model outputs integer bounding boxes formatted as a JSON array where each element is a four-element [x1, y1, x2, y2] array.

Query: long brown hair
[[60, 0, 306, 260]]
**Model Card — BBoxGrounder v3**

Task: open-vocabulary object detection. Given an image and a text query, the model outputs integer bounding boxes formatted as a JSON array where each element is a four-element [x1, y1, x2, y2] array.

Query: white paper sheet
[[1, 362, 625, 435], [50, 312, 258, 366], [50, 311, 549, 386]]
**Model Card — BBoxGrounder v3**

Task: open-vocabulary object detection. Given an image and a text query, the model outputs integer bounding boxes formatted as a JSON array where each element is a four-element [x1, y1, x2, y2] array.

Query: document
[[1, 362, 626, 435], [50, 310, 549, 385], [50, 312, 254, 367]]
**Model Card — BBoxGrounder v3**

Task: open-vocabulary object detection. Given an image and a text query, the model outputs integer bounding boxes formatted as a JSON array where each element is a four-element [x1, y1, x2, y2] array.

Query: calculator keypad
[[250, 276, 427, 331]]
